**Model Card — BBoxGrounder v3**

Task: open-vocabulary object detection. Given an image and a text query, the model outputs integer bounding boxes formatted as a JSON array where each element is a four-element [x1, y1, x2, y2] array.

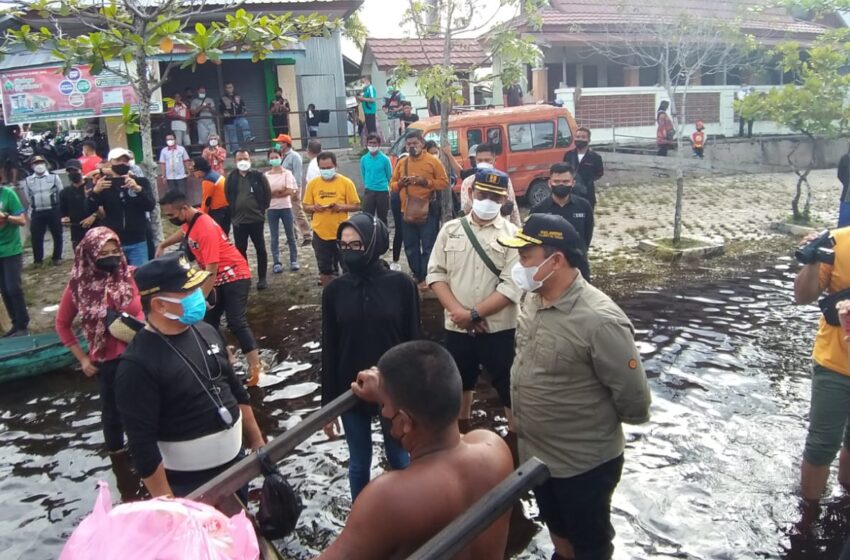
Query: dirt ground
[[5, 168, 839, 334]]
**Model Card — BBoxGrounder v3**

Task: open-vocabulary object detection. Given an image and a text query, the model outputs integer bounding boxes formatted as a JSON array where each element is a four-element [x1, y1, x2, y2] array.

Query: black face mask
[[67, 171, 83, 184], [552, 185, 573, 198], [168, 216, 185, 226], [95, 256, 121, 273], [574, 140, 589, 150], [340, 249, 369, 274], [408, 147, 418, 157], [112, 164, 130, 176]]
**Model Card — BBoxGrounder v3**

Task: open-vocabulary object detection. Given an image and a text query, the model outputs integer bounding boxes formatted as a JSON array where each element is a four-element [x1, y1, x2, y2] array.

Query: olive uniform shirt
[[511, 274, 652, 478], [426, 215, 520, 333]]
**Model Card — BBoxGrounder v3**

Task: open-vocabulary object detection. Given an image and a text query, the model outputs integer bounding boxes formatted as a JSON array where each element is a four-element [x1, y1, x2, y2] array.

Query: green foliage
[[120, 103, 139, 135], [342, 7, 368, 50]]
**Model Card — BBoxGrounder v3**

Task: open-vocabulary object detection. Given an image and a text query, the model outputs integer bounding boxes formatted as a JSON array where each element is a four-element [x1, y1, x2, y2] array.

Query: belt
[[158, 412, 242, 472]]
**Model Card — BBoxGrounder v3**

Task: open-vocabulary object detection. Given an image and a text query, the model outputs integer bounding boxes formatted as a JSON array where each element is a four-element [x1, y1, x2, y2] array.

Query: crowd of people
[[0, 87, 664, 558]]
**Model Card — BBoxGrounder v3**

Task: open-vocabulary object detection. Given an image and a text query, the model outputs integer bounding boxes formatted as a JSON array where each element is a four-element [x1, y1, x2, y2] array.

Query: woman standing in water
[[321, 212, 421, 500], [55, 227, 143, 459]]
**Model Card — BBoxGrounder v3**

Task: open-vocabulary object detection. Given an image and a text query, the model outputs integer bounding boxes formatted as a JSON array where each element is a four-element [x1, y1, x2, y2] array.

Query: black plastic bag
[[256, 448, 303, 540]]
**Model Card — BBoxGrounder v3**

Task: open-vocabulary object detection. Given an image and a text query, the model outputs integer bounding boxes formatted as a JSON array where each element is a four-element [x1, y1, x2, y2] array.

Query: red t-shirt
[[182, 212, 251, 285], [79, 154, 102, 175]]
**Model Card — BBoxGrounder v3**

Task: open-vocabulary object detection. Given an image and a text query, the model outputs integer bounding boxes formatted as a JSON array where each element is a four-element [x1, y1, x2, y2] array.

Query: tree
[[1, 0, 335, 242], [576, 0, 754, 245], [397, 0, 546, 222], [737, 30, 850, 222]]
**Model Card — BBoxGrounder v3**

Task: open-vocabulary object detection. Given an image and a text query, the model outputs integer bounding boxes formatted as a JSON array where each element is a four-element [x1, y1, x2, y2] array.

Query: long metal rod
[[407, 457, 550, 560], [187, 390, 359, 507]]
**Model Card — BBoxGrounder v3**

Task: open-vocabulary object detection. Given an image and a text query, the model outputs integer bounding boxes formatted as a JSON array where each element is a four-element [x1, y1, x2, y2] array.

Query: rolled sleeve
[[425, 227, 450, 285], [590, 319, 652, 425], [495, 248, 521, 303]]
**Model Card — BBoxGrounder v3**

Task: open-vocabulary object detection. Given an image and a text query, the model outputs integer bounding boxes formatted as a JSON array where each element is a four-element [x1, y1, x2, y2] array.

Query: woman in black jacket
[[320, 212, 421, 500]]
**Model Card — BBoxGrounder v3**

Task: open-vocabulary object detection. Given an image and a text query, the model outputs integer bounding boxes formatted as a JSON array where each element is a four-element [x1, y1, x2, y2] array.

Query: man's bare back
[[318, 429, 513, 560]]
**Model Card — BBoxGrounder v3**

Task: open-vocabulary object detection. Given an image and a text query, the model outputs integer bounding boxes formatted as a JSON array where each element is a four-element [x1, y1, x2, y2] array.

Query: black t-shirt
[[59, 182, 96, 239], [89, 176, 156, 245], [400, 113, 419, 129], [530, 194, 595, 249], [115, 322, 250, 477]]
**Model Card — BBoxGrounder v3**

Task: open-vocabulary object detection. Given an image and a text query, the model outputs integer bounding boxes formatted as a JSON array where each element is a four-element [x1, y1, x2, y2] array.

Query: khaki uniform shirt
[[511, 274, 652, 478], [426, 215, 521, 333]]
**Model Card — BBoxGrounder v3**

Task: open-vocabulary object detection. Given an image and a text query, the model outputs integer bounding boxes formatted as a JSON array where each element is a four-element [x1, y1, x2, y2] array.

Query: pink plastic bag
[[60, 481, 259, 560]]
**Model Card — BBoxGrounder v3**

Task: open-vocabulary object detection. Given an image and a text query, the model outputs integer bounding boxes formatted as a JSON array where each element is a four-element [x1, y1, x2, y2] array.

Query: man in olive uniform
[[498, 214, 652, 560]]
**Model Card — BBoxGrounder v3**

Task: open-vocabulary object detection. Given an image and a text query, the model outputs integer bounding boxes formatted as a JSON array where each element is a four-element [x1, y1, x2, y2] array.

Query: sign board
[[0, 62, 163, 124]]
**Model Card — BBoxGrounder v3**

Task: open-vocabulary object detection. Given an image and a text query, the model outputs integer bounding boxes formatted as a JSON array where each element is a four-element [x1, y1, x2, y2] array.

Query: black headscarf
[[336, 212, 390, 274]]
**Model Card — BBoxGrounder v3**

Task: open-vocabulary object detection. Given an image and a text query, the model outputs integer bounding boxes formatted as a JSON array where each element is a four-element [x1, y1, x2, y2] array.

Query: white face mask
[[209, 139, 218, 147], [129, 159, 136, 168], [475, 161, 493, 170], [511, 255, 555, 292], [471, 198, 501, 221], [368, 146, 379, 154], [198, 93, 206, 99], [166, 139, 175, 147], [320, 168, 337, 181], [236, 160, 251, 172], [33, 164, 47, 175]]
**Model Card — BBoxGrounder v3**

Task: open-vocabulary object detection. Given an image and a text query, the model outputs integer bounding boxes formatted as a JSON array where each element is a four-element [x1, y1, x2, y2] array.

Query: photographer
[[89, 148, 156, 266], [794, 227, 850, 501]]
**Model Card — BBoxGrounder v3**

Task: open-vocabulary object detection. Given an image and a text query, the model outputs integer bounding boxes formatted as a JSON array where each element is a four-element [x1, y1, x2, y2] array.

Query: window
[[556, 117, 572, 148], [639, 66, 659, 86], [486, 127, 503, 154], [467, 129, 483, 149], [424, 129, 459, 155], [509, 121, 555, 152], [583, 65, 598, 88], [607, 65, 625, 87]]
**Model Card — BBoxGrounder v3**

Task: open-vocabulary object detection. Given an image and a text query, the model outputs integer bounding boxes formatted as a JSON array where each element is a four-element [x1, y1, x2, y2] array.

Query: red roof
[[518, 0, 829, 42], [363, 38, 487, 71]]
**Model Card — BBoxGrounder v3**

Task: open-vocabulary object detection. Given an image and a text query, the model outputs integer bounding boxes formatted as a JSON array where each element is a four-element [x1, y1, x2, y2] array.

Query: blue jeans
[[401, 201, 440, 282], [268, 208, 297, 264], [341, 410, 409, 500], [839, 202, 850, 228], [223, 118, 253, 153], [123, 241, 149, 267]]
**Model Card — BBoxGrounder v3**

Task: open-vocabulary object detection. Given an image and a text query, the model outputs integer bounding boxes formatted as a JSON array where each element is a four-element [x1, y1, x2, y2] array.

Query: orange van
[[389, 104, 577, 207]]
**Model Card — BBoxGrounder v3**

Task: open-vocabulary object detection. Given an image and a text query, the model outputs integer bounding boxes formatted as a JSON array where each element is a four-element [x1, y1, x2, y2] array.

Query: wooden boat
[[0, 332, 86, 382]]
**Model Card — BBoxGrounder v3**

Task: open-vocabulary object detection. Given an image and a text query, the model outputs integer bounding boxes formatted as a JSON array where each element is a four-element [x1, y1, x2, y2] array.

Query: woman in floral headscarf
[[55, 227, 143, 454]]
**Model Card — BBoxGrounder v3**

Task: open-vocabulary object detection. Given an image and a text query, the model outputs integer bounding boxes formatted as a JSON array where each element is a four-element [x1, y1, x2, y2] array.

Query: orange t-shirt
[[691, 130, 705, 149], [814, 226, 850, 375], [200, 172, 228, 213]]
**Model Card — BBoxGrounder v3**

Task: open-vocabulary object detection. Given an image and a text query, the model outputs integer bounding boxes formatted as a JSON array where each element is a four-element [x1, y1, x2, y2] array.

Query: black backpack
[[256, 448, 303, 540]]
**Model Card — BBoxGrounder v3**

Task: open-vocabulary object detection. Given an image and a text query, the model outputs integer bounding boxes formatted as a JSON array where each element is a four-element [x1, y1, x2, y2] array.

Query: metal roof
[[363, 37, 487, 71]]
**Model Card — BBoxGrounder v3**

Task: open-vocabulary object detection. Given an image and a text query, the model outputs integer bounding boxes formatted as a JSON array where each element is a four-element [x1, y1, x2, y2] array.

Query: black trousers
[[445, 329, 515, 408], [362, 190, 390, 225], [30, 208, 63, 263], [390, 191, 403, 262], [233, 221, 267, 282], [204, 279, 257, 353], [94, 358, 125, 452], [365, 113, 377, 135], [0, 253, 28, 331], [209, 207, 231, 237]]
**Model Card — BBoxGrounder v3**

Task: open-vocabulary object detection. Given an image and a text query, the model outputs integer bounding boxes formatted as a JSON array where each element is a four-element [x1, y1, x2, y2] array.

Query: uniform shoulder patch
[[628, 359, 638, 369]]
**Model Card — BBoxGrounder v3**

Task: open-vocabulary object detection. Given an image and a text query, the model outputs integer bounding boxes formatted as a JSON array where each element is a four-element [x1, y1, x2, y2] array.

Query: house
[[2, 0, 363, 152], [359, 37, 488, 136]]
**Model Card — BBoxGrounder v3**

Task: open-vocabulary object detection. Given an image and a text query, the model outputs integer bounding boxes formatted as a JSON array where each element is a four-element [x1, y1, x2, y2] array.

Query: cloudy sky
[[341, 0, 519, 61]]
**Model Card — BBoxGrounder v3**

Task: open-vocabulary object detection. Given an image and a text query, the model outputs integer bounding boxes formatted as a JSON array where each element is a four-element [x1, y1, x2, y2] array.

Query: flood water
[[1, 257, 848, 559]]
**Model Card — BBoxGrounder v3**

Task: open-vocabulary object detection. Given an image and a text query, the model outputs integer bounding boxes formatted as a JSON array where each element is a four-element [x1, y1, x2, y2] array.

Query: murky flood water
[[2, 257, 849, 559]]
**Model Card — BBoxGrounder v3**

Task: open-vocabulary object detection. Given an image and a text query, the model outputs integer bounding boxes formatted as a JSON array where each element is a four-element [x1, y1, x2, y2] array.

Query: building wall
[[556, 85, 791, 145], [295, 31, 350, 150]]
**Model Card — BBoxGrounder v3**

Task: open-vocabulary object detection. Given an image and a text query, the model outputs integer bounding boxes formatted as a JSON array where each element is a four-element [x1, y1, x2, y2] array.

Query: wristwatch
[[470, 307, 483, 323]]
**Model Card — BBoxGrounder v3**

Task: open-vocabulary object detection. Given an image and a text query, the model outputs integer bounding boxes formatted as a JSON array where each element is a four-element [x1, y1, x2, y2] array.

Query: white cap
[[107, 147, 133, 161]]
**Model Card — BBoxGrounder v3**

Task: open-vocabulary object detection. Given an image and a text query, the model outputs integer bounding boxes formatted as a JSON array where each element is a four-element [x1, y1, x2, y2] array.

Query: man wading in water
[[318, 341, 513, 560]]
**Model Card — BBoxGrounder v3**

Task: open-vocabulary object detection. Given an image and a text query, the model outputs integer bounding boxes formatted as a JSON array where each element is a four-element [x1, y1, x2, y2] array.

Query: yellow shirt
[[813, 226, 850, 375], [303, 174, 361, 241]]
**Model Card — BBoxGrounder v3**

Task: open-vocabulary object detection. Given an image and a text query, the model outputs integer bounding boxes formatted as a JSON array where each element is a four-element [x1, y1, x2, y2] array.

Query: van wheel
[[526, 179, 550, 208]]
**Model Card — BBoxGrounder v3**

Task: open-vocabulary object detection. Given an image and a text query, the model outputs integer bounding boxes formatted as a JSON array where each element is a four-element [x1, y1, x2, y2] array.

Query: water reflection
[[2, 262, 849, 559]]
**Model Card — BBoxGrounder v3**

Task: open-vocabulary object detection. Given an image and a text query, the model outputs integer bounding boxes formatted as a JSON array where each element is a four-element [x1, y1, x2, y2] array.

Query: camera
[[795, 230, 835, 265]]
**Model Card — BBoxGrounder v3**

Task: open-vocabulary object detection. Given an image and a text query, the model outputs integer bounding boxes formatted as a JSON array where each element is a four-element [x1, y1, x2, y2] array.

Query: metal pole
[[407, 458, 550, 560], [187, 390, 359, 507]]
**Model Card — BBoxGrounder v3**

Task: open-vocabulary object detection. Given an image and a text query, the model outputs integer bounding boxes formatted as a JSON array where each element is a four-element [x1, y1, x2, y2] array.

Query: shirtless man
[[318, 340, 513, 560]]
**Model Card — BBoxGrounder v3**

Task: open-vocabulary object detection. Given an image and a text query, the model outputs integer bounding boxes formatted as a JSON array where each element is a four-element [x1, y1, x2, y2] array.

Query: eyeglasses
[[338, 241, 364, 251]]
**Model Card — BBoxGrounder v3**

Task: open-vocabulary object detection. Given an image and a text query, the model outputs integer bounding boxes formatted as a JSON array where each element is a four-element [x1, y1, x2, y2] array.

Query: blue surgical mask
[[320, 168, 336, 181], [158, 289, 207, 325]]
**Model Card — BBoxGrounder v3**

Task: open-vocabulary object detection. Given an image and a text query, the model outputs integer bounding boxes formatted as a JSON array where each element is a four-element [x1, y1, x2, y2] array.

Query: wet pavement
[[2, 257, 849, 559]]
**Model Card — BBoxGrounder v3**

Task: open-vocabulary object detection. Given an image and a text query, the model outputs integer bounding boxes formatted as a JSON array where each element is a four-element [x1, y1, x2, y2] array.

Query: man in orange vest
[[691, 121, 706, 159]]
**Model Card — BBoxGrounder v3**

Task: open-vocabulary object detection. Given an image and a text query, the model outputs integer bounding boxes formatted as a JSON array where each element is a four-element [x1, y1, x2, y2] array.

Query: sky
[[341, 0, 519, 62]]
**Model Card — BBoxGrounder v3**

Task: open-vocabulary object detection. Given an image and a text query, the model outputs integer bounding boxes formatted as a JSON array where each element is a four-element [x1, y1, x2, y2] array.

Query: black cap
[[473, 168, 509, 196], [498, 213, 583, 253], [64, 159, 82, 171], [134, 251, 210, 297]]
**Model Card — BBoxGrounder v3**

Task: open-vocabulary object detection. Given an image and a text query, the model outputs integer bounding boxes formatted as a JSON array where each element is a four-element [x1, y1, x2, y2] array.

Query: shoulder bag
[[460, 216, 501, 277], [402, 157, 431, 225]]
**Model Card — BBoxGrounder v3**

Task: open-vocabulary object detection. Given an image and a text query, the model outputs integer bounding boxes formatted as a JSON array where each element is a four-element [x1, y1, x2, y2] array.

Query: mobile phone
[[111, 176, 126, 189]]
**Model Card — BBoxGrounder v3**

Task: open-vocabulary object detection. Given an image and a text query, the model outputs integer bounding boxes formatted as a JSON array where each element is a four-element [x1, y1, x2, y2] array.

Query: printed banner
[[0, 62, 163, 124]]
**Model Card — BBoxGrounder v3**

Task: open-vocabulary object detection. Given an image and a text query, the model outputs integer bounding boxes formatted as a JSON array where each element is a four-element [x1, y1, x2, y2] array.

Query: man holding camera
[[89, 148, 156, 266], [794, 227, 850, 501]]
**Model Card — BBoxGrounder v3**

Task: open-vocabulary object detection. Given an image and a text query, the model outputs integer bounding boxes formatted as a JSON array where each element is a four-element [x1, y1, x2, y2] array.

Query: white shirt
[[577, 151, 585, 163], [159, 146, 189, 180], [305, 157, 320, 186]]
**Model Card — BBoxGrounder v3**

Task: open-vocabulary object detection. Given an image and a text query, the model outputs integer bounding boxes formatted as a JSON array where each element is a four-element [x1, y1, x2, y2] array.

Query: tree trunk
[[438, 1, 454, 223], [133, 52, 164, 245], [788, 140, 804, 222], [667, 74, 687, 245]]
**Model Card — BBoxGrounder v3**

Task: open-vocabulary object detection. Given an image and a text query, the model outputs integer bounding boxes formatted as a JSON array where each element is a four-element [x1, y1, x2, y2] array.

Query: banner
[[0, 62, 163, 124]]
